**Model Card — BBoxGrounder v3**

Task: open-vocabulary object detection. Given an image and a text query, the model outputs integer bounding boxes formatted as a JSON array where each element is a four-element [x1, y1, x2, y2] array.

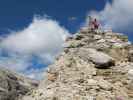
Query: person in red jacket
[[88, 16, 100, 30], [92, 18, 100, 30]]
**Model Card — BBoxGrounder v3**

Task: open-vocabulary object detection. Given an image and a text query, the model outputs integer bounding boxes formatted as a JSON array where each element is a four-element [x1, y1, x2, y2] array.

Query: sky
[[0, 0, 111, 34], [0, 0, 133, 80]]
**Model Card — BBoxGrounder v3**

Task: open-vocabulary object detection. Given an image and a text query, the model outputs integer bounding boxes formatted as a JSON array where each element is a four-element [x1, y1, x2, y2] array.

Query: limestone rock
[[98, 79, 112, 90], [0, 68, 38, 100], [21, 28, 133, 100], [77, 48, 115, 68], [47, 72, 58, 82], [93, 35, 102, 40]]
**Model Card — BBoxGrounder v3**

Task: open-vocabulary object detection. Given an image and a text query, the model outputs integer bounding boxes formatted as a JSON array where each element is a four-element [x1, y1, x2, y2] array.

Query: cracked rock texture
[[0, 68, 38, 100], [21, 28, 133, 100]]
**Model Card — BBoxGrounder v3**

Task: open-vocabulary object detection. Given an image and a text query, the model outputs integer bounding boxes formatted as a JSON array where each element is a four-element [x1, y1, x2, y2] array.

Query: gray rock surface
[[77, 48, 115, 68], [20, 28, 133, 100], [0, 68, 38, 100]]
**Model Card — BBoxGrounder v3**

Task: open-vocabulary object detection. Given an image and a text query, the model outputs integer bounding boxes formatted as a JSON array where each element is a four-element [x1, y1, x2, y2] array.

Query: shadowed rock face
[[0, 68, 38, 100], [21, 28, 133, 100]]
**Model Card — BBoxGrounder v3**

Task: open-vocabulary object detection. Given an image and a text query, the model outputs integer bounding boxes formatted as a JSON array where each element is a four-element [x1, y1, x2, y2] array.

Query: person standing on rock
[[93, 18, 100, 30], [88, 16, 100, 31]]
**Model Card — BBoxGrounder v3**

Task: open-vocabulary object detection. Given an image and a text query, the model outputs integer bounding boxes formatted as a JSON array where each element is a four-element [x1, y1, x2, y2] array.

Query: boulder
[[78, 48, 115, 68], [89, 49, 114, 68]]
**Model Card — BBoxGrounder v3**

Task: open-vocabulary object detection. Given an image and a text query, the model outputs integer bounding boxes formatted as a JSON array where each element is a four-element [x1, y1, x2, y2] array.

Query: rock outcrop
[[21, 27, 133, 100], [0, 68, 38, 100]]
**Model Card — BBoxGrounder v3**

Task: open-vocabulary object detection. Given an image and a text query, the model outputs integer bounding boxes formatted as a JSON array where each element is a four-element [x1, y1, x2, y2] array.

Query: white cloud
[[0, 16, 70, 79], [1, 16, 69, 54], [88, 0, 133, 33], [0, 55, 30, 72]]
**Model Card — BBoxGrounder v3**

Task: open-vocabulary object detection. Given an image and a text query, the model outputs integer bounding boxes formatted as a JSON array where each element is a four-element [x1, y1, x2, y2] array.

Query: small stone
[[47, 72, 58, 82], [74, 34, 84, 40], [96, 94, 107, 100], [87, 79, 97, 86], [113, 43, 124, 48], [98, 79, 112, 90], [97, 39, 106, 43], [128, 69, 133, 80], [94, 35, 102, 40], [53, 97, 58, 100]]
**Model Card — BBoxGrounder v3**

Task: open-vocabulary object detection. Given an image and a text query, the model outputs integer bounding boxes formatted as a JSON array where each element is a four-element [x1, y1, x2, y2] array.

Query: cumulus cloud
[[88, 0, 133, 33], [1, 16, 69, 54], [0, 16, 70, 79]]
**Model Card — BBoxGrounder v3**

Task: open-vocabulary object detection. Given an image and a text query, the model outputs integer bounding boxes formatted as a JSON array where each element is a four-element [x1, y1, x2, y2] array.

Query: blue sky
[[0, 0, 133, 79], [0, 0, 111, 33]]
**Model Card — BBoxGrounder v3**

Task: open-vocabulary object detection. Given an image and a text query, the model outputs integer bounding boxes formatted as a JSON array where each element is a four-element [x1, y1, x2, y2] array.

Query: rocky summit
[[21, 27, 133, 100], [0, 68, 38, 100]]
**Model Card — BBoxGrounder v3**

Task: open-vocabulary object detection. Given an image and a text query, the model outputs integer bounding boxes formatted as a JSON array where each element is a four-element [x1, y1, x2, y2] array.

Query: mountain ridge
[[19, 27, 133, 100], [22, 27, 133, 100]]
